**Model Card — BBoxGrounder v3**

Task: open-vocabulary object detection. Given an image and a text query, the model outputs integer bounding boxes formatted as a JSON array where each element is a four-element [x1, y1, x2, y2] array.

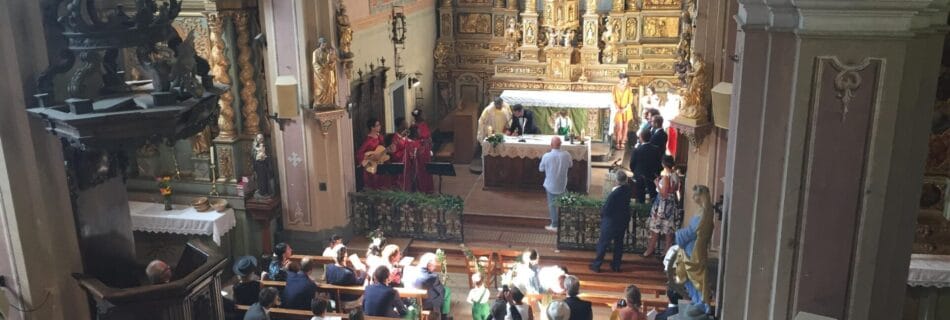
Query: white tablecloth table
[[129, 201, 237, 245], [908, 254, 950, 288], [481, 134, 592, 193]]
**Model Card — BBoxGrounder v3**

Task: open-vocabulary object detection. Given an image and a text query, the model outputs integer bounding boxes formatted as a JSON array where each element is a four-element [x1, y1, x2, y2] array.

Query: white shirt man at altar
[[540, 136, 572, 232], [477, 97, 511, 142]]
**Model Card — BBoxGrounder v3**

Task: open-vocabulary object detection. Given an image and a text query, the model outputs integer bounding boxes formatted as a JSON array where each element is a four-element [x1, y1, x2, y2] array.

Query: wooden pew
[[259, 281, 430, 320], [235, 304, 395, 320], [525, 292, 670, 312]]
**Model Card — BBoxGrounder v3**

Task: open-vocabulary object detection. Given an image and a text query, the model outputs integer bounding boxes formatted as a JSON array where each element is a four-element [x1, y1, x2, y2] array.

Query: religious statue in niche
[[547, 28, 559, 48], [337, 1, 354, 58], [312, 37, 339, 108], [525, 23, 536, 44], [563, 29, 575, 47], [504, 18, 522, 60], [585, 22, 595, 45], [252, 133, 274, 197], [679, 53, 710, 120], [601, 18, 620, 64], [626, 18, 638, 40]]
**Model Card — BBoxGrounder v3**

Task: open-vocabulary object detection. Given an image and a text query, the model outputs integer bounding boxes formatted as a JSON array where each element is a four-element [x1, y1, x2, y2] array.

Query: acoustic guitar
[[361, 145, 390, 174]]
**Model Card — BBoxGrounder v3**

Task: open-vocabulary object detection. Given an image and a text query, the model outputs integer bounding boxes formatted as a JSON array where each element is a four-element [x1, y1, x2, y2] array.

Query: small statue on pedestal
[[504, 18, 522, 60], [252, 134, 274, 198], [311, 37, 339, 108], [679, 53, 710, 120]]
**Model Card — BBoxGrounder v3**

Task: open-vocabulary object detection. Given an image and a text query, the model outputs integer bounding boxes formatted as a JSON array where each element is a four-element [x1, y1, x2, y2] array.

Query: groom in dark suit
[[590, 170, 634, 273], [507, 104, 540, 135]]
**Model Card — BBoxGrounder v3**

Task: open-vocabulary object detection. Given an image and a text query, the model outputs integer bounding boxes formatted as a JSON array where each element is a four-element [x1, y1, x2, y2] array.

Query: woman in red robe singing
[[356, 118, 389, 190], [388, 117, 412, 191], [410, 109, 435, 193]]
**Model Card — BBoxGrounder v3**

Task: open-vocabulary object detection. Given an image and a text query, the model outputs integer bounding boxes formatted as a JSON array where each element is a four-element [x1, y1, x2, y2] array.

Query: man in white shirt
[[539, 136, 572, 232]]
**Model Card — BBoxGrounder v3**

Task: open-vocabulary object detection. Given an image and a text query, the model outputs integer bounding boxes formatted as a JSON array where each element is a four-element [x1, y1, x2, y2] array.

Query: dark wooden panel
[[483, 156, 588, 193]]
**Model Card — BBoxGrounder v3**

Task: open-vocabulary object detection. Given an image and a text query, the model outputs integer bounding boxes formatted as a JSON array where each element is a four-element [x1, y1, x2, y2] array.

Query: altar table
[[481, 134, 591, 193], [908, 254, 950, 288], [130, 201, 237, 245]]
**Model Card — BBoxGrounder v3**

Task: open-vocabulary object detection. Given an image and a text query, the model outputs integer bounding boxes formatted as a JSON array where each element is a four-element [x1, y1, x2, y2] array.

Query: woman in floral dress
[[643, 155, 680, 257]]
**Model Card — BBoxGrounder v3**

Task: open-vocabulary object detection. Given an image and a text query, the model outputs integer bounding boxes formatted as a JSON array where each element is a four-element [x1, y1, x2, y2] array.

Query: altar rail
[[557, 195, 652, 253], [349, 191, 464, 242]]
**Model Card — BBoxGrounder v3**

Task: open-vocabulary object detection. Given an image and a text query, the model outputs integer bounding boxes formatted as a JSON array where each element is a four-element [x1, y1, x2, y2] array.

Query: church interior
[[0, 0, 949, 319]]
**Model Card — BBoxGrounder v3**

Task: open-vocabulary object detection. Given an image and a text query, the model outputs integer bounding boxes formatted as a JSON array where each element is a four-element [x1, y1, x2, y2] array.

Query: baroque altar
[[434, 0, 687, 135]]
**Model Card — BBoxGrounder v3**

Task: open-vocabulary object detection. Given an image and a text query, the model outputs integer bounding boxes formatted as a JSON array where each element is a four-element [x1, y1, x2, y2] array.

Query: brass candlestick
[[171, 149, 182, 180], [209, 147, 220, 196]]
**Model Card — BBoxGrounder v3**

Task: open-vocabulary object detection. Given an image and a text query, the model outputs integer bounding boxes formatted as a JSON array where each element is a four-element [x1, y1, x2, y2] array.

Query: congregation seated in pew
[[326, 246, 366, 307], [283, 259, 320, 310], [363, 266, 408, 317]]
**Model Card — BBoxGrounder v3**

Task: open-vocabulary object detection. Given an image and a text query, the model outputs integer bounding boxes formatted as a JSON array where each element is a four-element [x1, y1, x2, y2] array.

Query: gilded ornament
[[504, 18, 522, 60], [235, 12, 261, 136], [625, 18, 638, 40], [434, 41, 453, 68], [192, 126, 212, 155], [601, 18, 620, 64], [337, 2, 354, 57], [207, 12, 236, 139], [679, 53, 709, 120], [311, 37, 339, 107]]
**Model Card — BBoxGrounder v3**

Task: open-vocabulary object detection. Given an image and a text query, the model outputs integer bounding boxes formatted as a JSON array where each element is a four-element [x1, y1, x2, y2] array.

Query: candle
[[210, 145, 215, 162]]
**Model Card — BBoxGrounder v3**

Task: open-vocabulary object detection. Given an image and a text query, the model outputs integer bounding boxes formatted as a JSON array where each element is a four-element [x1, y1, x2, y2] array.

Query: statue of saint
[[311, 37, 338, 107], [680, 53, 709, 120], [547, 28, 558, 48], [504, 18, 522, 60], [601, 20, 620, 63], [252, 133, 274, 197], [191, 126, 212, 156], [673, 185, 715, 310], [337, 3, 354, 57]]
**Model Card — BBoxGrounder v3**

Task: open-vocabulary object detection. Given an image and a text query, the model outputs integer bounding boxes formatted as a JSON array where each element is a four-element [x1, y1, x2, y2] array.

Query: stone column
[[719, 1, 949, 319]]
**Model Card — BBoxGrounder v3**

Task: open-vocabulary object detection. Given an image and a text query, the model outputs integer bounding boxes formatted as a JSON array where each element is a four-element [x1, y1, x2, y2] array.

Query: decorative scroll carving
[[625, 18, 638, 41], [235, 12, 261, 136], [207, 12, 236, 139], [644, 0, 682, 10], [172, 17, 211, 60], [434, 41, 455, 68], [834, 69, 863, 121]]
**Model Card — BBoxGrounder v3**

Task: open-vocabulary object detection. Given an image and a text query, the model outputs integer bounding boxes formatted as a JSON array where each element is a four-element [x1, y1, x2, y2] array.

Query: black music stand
[[377, 163, 405, 177], [426, 162, 456, 194]]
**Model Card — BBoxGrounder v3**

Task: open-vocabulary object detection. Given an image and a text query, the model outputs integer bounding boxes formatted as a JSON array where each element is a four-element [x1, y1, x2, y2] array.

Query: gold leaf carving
[[643, 16, 679, 38], [459, 13, 493, 34], [207, 12, 236, 139]]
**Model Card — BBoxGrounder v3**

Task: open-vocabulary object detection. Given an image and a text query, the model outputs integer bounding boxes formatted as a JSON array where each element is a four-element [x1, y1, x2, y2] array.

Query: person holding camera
[[612, 285, 645, 320]]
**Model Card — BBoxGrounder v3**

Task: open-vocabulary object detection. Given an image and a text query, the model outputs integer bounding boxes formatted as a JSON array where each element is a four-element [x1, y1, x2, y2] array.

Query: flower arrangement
[[368, 228, 386, 246], [485, 133, 505, 149], [157, 176, 173, 210]]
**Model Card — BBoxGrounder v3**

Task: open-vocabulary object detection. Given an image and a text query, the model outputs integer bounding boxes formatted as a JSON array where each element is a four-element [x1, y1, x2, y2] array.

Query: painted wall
[[346, 0, 437, 130]]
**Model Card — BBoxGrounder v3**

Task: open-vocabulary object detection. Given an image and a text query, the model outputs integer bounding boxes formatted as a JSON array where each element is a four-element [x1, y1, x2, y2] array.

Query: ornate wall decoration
[[494, 14, 507, 37], [643, 0, 682, 10], [172, 17, 211, 60], [496, 65, 547, 76], [459, 0, 493, 5], [642, 16, 679, 38], [814, 57, 881, 122], [625, 18, 638, 41], [458, 42, 493, 51], [217, 146, 234, 181], [643, 46, 675, 56], [459, 13, 493, 34], [207, 12, 236, 139], [644, 61, 675, 71], [234, 12, 261, 136]]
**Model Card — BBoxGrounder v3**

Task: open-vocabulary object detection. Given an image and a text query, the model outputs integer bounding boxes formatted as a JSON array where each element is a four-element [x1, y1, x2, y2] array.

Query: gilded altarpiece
[[435, 0, 683, 138]]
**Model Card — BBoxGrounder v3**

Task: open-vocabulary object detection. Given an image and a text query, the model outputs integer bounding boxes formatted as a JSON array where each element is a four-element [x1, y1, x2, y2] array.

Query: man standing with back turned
[[540, 136, 572, 232], [590, 170, 633, 273]]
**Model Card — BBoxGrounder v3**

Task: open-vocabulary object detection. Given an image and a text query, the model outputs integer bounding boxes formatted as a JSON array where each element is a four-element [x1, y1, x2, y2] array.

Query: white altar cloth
[[908, 254, 950, 288], [500, 90, 613, 109], [129, 201, 236, 245], [482, 134, 592, 192]]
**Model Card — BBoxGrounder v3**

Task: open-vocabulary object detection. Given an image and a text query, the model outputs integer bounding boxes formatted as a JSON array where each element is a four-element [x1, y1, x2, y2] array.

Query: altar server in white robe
[[477, 97, 512, 142]]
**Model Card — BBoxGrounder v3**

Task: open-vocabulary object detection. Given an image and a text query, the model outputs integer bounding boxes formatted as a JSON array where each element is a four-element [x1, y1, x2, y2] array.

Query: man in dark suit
[[590, 170, 633, 273], [363, 266, 408, 317], [631, 130, 662, 203], [281, 259, 318, 309], [243, 287, 279, 320], [562, 275, 593, 320], [507, 104, 540, 135], [650, 115, 668, 151], [326, 247, 365, 307]]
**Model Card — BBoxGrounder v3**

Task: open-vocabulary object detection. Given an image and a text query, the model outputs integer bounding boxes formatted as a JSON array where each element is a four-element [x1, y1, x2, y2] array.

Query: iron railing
[[557, 203, 651, 253], [349, 192, 464, 242]]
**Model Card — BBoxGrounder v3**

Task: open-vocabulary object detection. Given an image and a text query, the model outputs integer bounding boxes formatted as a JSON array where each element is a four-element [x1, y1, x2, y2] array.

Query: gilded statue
[[680, 53, 709, 120], [504, 18, 522, 60], [337, 2, 353, 58], [311, 37, 338, 107], [547, 28, 558, 48], [192, 126, 212, 155], [673, 185, 715, 309], [434, 41, 452, 68], [601, 19, 620, 64]]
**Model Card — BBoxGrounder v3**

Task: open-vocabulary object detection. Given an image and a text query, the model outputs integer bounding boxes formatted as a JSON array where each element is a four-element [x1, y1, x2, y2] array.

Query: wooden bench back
[[258, 280, 429, 320]]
